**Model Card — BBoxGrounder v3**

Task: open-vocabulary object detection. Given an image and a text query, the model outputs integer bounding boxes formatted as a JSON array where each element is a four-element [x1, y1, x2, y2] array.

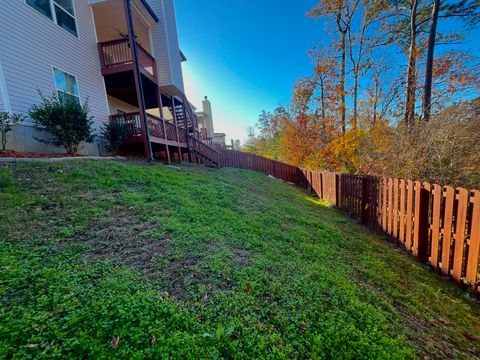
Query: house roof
[[140, 0, 159, 22]]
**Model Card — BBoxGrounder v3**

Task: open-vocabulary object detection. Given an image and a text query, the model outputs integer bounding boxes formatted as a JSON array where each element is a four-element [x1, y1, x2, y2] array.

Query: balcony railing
[[110, 112, 142, 138], [109, 112, 186, 144], [98, 38, 157, 78]]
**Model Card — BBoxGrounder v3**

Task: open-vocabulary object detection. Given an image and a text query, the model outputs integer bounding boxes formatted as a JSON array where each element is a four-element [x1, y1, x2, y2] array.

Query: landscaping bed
[[0, 161, 479, 359], [0, 150, 78, 158]]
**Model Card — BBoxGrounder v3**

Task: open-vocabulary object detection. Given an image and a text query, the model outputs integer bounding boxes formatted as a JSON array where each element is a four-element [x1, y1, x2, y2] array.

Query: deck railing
[[188, 135, 220, 166], [98, 39, 157, 78], [110, 112, 142, 138], [164, 121, 178, 142], [109, 112, 189, 144], [146, 114, 164, 139]]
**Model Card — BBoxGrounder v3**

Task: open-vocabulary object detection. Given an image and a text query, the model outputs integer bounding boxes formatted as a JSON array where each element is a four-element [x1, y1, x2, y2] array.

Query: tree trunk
[[340, 30, 347, 134], [422, 0, 440, 122], [352, 71, 359, 129], [320, 76, 326, 120], [405, 0, 419, 127], [372, 73, 379, 127]]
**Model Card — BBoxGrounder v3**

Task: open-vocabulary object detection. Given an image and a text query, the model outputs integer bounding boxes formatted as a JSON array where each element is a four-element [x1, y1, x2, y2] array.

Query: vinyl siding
[[148, 0, 184, 93], [108, 96, 139, 114], [0, 82, 4, 112], [0, 0, 110, 154]]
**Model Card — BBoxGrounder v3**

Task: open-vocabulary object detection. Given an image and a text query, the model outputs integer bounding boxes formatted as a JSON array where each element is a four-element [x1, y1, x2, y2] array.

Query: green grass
[[0, 160, 479, 359]]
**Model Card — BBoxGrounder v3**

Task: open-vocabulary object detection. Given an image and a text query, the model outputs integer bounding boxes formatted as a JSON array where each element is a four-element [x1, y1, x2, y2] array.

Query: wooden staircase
[[188, 134, 221, 168], [167, 95, 219, 167]]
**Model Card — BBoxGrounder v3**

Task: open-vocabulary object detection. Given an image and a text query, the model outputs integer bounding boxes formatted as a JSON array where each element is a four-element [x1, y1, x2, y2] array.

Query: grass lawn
[[0, 160, 479, 359]]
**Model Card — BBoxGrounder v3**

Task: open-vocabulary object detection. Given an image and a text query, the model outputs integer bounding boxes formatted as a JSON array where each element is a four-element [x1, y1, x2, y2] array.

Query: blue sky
[[175, 0, 320, 143], [174, 0, 480, 144]]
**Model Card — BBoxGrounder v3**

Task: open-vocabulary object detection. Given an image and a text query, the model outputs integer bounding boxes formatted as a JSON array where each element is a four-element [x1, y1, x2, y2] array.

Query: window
[[26, 0, 78, 37], [53, 68, 80, 103], [26, 0, 52, 19]]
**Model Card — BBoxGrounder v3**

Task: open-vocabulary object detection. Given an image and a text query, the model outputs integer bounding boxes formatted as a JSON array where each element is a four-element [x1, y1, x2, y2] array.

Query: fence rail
[[217, 149, 480, 293], [218, 150, 302, 184]]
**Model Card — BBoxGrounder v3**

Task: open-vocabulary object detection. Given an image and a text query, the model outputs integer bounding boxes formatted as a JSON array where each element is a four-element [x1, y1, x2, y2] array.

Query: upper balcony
[[98, 38, 157, 81], [91, 0, 158, 83]]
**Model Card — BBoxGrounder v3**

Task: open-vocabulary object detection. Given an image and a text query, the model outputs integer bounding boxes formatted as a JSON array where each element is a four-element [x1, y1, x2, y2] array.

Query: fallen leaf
[[437, 318, 450, 326], [463, 332, 480, 343], [111, 336, 120, 348]]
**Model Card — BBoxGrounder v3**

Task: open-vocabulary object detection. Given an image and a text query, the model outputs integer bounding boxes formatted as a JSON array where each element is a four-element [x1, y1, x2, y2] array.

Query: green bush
[[29, 92, 95, 154], [101, 122, 127, 153], [0, 112, 24, 151]]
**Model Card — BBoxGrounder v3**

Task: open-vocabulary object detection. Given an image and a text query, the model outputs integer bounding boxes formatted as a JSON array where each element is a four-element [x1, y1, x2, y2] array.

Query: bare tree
[[309, 0, 359, 134], [423, 0, 480, 121]]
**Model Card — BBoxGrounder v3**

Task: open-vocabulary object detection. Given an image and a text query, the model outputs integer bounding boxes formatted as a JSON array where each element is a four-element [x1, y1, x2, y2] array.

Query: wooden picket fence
[[218, 149, 302, 184], [217, 149, 480, 292]]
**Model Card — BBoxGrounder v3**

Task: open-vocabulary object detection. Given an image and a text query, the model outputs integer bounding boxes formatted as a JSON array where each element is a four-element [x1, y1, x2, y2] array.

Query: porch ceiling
[[104, 71, 159, 109]]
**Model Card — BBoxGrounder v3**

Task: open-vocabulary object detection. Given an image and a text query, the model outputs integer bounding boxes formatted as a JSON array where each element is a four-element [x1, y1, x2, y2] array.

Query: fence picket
[[430, 184, 442, 268], [442, 187, 455, 276], [399, 180, 406, 245], [382, 178, 388, 232], [388, 179, 393, 237], [452, 188, 469, 282], [466, 191, 480, 289]]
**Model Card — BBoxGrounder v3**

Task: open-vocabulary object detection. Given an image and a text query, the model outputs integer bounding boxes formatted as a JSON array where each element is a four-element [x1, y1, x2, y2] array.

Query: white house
[[0, 0, 211, 163]]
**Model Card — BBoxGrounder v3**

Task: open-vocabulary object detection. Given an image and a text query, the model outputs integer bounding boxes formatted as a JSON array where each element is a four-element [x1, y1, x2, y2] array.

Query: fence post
[[334, 173, 339, 207], [361, 177, 369, 226], [413, 183, 430, 262]]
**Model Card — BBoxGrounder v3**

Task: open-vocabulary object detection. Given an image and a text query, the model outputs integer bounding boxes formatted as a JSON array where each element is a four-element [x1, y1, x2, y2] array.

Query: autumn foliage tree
[[243, 0, 480, 188]]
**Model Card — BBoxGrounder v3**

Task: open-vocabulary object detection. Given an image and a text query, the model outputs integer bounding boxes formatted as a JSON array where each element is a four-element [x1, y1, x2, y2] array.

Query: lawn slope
[[0, 160, 479, 359]]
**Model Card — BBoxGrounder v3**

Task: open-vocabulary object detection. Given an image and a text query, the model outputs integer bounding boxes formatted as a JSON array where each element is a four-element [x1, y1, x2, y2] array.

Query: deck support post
[[123, 0, 153, 162], [156, 90, 170, 164]]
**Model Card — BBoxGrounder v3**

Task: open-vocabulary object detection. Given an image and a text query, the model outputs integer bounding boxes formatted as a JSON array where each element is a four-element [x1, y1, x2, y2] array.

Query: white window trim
[[51, 65, 81, 103], [24, 0, 79, 39], [0, 60, 12, 113]]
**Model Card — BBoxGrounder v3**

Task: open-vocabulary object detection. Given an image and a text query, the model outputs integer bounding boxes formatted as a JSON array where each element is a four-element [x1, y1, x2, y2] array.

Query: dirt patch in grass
[[78, 216, 250, 300], [76, 212, 170, 274], [232, 247, 250, 267], [156, 254, 206, 299], [156, 241, 250, 300]]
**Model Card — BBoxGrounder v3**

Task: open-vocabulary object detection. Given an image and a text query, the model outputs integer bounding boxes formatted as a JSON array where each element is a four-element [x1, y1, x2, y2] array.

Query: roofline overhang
[[139, 0, 159, 22]]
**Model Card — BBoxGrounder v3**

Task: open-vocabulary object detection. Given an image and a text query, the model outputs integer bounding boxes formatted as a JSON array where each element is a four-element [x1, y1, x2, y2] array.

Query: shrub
[[101, 122, 127, 153], [29, 92, 95, 154], [0, 112, 24, 151]]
